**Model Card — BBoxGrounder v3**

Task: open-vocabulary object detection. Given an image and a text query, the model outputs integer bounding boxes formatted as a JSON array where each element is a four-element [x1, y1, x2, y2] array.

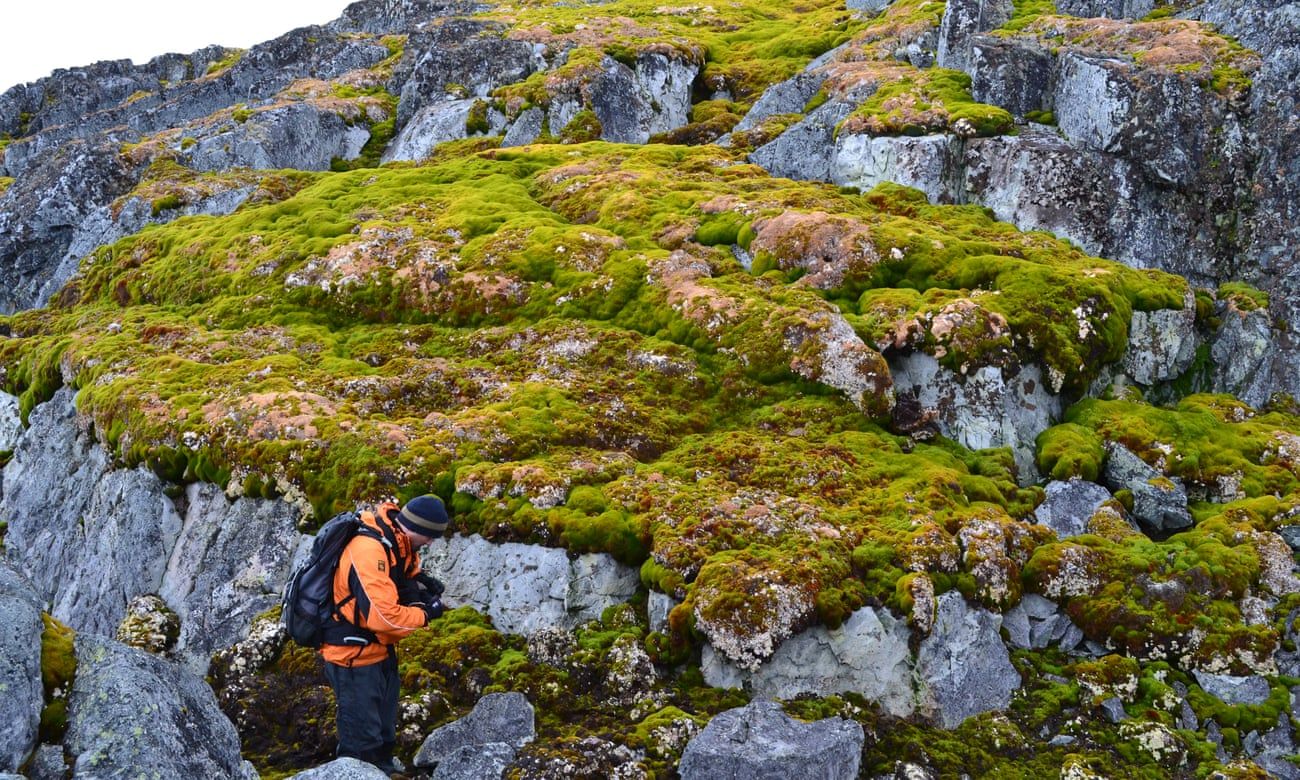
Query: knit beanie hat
[[397, 494, 450, 537]]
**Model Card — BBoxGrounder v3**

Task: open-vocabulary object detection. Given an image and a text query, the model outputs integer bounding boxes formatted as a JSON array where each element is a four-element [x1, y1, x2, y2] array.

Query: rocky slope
[[1, 0, 1299, 777]]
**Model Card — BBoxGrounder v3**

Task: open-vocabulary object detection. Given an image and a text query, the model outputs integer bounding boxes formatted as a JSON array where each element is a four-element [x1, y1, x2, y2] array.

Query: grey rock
[[750, 100, 854, 182], [1056, 0, 1154, 17], [384, 99, 505, 163], [1211, 300, 1274, 408], [1034, 479, 1112, 539], [1194, 672, 1272, 706], [678, 700, 864, 780], [1029, 614, 1060, 650], [1101, 696, 1128, 723], [393, 20, 541, 128], [734, 71, 828, 133], [1101, 443, 1192, 534], [0, 562, 43, 772], [916, 591, 1019, 728], [290, 757, 391, 779], [636, 51, 697, 137], [889, 354, 1060, 484], [1122, 291, 1199, 385], [329, 0, 489, 35], [0, 392, 22, 452], [414, 692, 535, 768], [647, 590, 681, 635], [423, 534, 639, 635], [701, 606, 915, 718], [66, 634, 254, 779], [1048, 735, 1076, 747], [0, 139, 142, 313], [1058, 622, 1085, 653], [1178, 700, 1198, 731], [159, 483, 303, 673], [185, 103, 371, 172], [936, 0, 1014, 72], [846, 0, 895, 11], [832, 134, 961, 204], [3, 389, 182, 636], [26, 743, 68, 780], [1001, 603, 1031, 649], [501, 107, 544, 148], [431, 742, 516, 780], [1205, 720, 1229, 763], [1254, 713, 1300, 780], [969, 35, 1055, 118]]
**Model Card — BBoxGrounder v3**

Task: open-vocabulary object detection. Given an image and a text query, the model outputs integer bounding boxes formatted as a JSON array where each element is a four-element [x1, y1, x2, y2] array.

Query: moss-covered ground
[[3, 0, 1296, 775]]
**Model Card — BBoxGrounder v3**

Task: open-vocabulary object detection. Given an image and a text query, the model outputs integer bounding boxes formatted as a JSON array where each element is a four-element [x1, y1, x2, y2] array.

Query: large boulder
[[414, 692, 535, 769], [678, 700, 864, 780], [889, 353, 1060, 483], [832, 134, 961, 204], [1210, 298, 1275, 407], [1101, 442, 1193, 535], [384, 99, 507, 163], [1122, 291, 1199, 385], [733, 71, 828, 133], [915, 591, 1020, 728], [0, 562, 44, 772], [701, 606, 915, 718], [289, 757, 390, 779], [423, 534, 639, 635], [392, 20, 542, 128], [1034, 479, 1113, 540], [749, 101, 855, 182], [65, 634, 255, 778]]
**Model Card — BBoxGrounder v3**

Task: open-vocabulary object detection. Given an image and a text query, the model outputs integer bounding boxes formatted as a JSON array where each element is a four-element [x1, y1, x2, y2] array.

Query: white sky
[[1, 1, 355, 93]]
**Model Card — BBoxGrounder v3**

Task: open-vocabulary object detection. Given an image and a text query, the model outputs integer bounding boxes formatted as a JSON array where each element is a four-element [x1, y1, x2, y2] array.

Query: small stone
[[1194, 672, 1272, 706], [1100, 697, 1127, 723], [1048, 735, 1077, 747]]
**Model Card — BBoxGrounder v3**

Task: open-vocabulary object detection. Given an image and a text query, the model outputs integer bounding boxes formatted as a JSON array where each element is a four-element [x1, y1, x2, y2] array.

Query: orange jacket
[[322, 503, 429, 667]]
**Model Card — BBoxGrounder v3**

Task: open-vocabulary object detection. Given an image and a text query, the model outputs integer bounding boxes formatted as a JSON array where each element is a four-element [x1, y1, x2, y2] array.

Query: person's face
[[407, 528, 434, 547]]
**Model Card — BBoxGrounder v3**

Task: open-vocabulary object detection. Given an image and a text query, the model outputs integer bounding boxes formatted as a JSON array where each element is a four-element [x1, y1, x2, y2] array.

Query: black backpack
[[281, 511, 384, 648]]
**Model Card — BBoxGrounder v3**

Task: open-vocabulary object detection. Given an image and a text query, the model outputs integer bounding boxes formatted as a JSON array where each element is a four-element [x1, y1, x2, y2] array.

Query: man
[[322, 494, 450, 775]]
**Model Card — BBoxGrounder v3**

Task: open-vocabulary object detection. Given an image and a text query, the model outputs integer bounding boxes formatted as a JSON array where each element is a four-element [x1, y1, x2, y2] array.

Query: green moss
[[1025, 109, 1056, 125], [838, 68, 1014, 139], [150, 193, 184, 216], [466, 99, 491, 136], [39, 614, 77, 743], [1217, 281, 1269, 312], [205, 49, 245, 76]]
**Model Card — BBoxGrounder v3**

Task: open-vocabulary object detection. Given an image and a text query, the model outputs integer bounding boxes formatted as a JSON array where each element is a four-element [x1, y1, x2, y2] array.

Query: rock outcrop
[[3, 390, 303, 669]]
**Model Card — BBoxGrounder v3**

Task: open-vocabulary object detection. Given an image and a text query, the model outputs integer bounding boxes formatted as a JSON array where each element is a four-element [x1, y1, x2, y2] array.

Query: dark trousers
[[323, 651, 400, 761]]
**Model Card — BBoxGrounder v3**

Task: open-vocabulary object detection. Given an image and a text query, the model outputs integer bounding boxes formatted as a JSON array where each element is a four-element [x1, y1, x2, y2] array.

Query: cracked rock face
[[0, 562, 44, 772], [1100, 442, 1193, 535], [422, 533, 639, 635]]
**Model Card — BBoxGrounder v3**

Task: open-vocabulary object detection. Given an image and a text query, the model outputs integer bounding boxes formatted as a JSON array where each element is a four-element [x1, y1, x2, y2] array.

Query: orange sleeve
[[341, 536, 429, 642]]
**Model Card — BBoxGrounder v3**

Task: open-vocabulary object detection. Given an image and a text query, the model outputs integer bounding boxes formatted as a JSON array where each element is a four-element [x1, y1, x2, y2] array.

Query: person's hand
[[418, 597, 444, 623], [396, 578, 423, 606], [415, 572, 445, 597]]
